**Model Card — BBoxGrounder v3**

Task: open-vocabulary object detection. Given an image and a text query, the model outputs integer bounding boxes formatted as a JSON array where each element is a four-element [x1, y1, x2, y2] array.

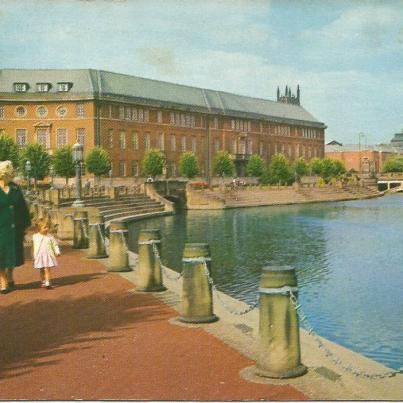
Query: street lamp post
[[72, 142, 84, 208], [25, 160, 31, 196], [49, 166, 55, 190], [109, 168, 113, 187]]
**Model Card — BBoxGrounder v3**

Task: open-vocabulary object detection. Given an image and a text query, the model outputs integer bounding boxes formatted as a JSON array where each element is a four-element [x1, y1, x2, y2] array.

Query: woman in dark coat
[[0, 160, 31, 293]]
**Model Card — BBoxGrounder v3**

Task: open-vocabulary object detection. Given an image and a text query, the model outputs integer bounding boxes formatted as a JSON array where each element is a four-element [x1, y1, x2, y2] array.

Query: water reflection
[[128, 195, 403, 370]]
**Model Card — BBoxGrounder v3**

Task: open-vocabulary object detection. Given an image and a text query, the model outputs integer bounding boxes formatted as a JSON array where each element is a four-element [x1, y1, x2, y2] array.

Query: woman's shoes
[[0, 288, 10, 294]]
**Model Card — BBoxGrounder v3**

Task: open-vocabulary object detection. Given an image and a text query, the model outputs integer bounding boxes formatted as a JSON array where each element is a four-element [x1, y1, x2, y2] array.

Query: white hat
[[0, 160, 14, 179]]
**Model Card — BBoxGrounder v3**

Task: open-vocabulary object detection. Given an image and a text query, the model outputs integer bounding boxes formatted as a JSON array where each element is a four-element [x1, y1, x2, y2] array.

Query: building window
[[131, 161, 139, 176], [247, 139, 253, 154], [76, 128, 85, 145], [0, 106, 4, 119], [15, 106, 27, 118], [76, 103, 85, 118], [108, 129, 113, 149], [57, 82, 72, 92], [108, 105, 113, 118], [14, 83, 28, 92], [119, 161, 126, 177], [259, 142, 264, 155], [144, 133, 150, 150], [191, 137, 196, 153], [231, 119, 250, 132], [36, 106, 48, 118], [232, 139, 237, 154], [181, 136, 186, 152], [16, 129, 27, 147], [157, 133, 165, 150], [56, 105, 68, 118], [214, 139, 220, 153], [36, 83, 51, 92], [213, 117, 218, 129], [157, 111, 163, 123], [119, 106, 124, 120], [125, 106, 131, 120], [57, 129, 68, 147], [170, 112, 195, 127], [170, 134, 176, 151], [37, 129, 49, 148], [132, 132, 138, 150], [119, 131, 126, 149]]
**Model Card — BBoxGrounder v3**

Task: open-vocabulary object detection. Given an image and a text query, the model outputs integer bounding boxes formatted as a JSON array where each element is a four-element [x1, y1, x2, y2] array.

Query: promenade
[[0, 243, 307, 401]]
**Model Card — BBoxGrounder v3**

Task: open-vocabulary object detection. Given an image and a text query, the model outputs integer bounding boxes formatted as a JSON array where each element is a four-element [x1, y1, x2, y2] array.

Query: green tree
[[246, 154, 265, 177], [142, 149, 165, 178], [269, 153, 293, 185], [85, 147, 112, 182], [383, 155, 403, 173], [20, 144, 51, 188], [179, 152, 199, 179], [309, 158, 324, 176], [212, 151, 234, 177], [0, 133, 20, 169], [53, 145, 75, 185], [292, 158, 309, 181]]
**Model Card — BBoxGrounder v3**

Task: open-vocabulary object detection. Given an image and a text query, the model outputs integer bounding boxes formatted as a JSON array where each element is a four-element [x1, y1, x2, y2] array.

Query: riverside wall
[[186, 183, 383, 210]]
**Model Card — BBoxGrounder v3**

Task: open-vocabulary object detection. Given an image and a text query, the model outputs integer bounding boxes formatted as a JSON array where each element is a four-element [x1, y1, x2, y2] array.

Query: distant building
[[390, 129, 403, 151], [325, 142, 401, 174], [0, 69, 326, 179]]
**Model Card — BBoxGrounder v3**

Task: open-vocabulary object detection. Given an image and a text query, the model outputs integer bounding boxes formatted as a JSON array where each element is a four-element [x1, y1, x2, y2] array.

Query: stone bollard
[[107, 221, 132, 272], [136, 229, 166, 292], [255, 266, 307, 379], [87, 214, 108, 259], [179, 243, 218, 323], [73, 211, 89, 249]]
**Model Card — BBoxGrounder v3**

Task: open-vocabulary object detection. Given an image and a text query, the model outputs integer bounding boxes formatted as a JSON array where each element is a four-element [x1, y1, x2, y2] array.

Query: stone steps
[[103, 205, 165, 221]]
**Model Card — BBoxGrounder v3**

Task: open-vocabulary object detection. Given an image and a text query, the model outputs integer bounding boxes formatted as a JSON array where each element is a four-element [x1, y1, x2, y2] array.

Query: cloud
[[137, 48, 180, 75]]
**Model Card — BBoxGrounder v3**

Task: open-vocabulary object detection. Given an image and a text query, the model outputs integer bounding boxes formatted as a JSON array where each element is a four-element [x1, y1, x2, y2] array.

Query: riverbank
[[123, 249, 403, 401], [186, 183, 382, 209]]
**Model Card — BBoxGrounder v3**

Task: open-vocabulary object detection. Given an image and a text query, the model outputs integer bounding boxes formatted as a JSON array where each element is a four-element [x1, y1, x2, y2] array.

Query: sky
[[1, 0, 402, 144]]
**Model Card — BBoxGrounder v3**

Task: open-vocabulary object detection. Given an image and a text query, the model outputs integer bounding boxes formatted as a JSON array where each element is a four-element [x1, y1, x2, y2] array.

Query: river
[[127, 194, 403, 370]]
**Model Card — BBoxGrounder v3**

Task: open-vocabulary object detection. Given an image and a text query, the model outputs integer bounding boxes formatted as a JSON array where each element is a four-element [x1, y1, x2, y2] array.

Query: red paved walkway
[[0, 244, 308, 401]]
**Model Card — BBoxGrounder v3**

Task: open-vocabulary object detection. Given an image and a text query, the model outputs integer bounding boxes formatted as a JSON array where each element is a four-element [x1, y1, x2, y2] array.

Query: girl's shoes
[[44, 281, 53, 290]]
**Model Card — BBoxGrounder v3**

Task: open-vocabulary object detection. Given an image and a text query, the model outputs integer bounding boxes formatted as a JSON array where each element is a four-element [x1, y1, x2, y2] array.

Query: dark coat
[[0, 182, 31, 269]]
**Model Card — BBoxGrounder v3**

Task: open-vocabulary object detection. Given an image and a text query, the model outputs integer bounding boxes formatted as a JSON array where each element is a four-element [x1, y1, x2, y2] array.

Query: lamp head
[[72, 142, 84, 163]]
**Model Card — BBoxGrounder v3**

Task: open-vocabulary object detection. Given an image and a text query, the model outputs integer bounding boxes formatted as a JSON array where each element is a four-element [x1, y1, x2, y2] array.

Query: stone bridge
[[377, 174, 403, 192]]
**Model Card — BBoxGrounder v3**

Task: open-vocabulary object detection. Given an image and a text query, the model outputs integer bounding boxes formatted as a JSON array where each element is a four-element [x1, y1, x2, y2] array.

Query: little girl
[[33, 218, 61, 289]]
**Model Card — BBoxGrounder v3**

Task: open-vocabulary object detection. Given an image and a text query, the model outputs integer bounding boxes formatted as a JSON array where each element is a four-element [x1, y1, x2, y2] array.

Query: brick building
[[325, 142, 401, 174], [0, 69, 326, 179]]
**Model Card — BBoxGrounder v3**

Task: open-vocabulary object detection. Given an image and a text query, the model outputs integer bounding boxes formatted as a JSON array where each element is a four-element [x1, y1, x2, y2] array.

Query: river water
[[127, 194, 403, 370]]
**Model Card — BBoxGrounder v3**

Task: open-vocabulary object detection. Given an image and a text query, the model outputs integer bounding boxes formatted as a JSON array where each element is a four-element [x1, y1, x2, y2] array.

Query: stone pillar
[[73, 211, 89, 249], [255, 266, 307, 379], [56, 208, 75, 240], [136, 229, 166, 292], [49, 189, 60, 206], [107, 221, 132, 272], [179, 243, 218, 323], [87, 214, 108, 259]]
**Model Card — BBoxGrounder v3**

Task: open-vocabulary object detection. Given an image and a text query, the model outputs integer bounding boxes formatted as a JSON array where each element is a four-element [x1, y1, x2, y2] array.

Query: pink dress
[[33, 233, 60, 269]]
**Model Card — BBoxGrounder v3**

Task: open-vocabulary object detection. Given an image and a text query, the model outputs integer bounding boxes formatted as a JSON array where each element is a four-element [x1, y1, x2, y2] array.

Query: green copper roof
[[0, 68, 324, 127]]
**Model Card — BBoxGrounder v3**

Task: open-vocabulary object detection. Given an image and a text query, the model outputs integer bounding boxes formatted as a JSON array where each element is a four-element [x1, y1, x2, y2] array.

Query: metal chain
[[152, 242, 182, 281], [289, 291, 403, 379], [202, 262, 258, 316]]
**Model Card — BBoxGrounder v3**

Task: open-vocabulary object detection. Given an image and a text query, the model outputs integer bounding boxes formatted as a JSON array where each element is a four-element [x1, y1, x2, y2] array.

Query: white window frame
[[36, 83, 50, 92], [76, 128, 85, 146], [76, 103, 85, 118], [191, 137, 196, 153], [144, 133, 150, 150], [36, 129, 49, 148], [14, 83, 28, 92], [132, 132, 139, 150], [57, 128, 68, 148], [170, 134, 176, 152], [16, 128, 27, 147], [108, 129, 113, 149], [119, 161, 126, 177], [119, 131, 126, 149], [181, 136, 186, 152], [58, 82, 71, 92]]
